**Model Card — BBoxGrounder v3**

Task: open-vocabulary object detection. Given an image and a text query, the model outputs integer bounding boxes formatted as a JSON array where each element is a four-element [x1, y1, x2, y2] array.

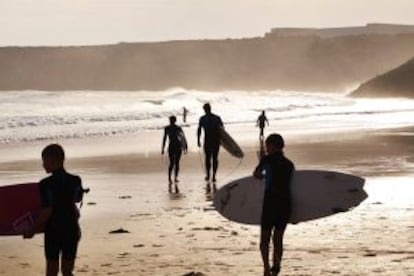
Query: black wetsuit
[[198, 113, 223, 179], [257, 114, 268, 138], [163, 125, 185, 179], [255, 152, 294, 230], [39, 168, 83, 260]]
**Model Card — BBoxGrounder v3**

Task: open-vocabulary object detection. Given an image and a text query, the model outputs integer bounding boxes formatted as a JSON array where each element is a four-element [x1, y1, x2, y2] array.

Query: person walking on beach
[[197, 103, 223, 182], [162, 115, 187, 187], [256, 110, 269, 140], [23, 144, 85, 276], [253, 134, 295, 276]]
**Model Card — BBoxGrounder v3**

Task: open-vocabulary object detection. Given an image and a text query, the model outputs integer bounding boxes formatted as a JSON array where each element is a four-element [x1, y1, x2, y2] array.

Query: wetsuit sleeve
[[39, 181, 53, 208], [253, 158, 265, 179], [73, 176, 84, 203], [197, 117, 203, 142], [162, 127, 168, 151], [218, 116, 224, 128]]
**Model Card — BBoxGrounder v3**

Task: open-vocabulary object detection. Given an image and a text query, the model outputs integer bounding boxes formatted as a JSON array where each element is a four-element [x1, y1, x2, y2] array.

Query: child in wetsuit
[[253, 134, 295, 276], [24, 144, 84, 276]]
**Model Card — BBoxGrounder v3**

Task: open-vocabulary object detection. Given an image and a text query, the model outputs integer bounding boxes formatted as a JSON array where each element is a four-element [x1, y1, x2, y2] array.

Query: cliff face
[[1, 34, 414, 91], [351, 57, 414, 98]]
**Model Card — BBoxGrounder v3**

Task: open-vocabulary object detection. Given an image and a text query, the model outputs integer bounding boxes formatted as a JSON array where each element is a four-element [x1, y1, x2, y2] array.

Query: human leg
[[212, 146, 219, 182], [272, 227, 286, 275], [174, 150, 182, 181], [61, 259, 75, 276], [260, 227, 272, 276], [46, 260, 59, 276], [204, 148, 212, 180], [44, 233, 60, 276], [61, 231, 80, 276], [168, 149, 174, 183]]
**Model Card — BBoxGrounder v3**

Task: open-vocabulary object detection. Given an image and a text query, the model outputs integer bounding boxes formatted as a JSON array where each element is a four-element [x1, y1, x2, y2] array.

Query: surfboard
[[219, 127, 244, 158], [177, 130, 188, 151], [0, 183, 42, 235], [213, 170, 367, 225]]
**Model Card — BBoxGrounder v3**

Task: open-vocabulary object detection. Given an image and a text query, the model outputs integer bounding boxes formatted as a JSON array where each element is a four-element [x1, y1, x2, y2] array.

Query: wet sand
[[0, 126, 413, 275]]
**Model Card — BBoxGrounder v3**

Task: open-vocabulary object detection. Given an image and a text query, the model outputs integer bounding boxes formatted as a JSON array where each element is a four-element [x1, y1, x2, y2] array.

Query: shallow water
[[1, 90, 414, 143]]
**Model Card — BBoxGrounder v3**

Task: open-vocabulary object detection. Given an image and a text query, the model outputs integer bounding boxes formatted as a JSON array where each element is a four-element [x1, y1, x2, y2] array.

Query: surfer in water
[[253, 134, 295, 276], [162, 115, 187, 190], [23, 144, 85, 276], [256, 110, 269, 140], [182, 106, 189, 123], [197, 103, 223, 182]]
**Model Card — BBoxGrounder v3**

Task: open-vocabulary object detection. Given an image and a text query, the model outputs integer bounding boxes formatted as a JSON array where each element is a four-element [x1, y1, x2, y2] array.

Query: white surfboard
[[219, 127, 244, 158], [177, 130, 187, 151], [213, 170, 367, 225]]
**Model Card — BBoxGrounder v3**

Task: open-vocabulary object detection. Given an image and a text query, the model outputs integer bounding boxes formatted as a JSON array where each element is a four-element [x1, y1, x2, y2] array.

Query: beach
[[0, 124, 413, 276]]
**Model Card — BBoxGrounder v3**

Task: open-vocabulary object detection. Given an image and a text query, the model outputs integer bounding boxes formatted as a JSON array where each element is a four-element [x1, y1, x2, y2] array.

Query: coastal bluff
[[1, 32, 414, 91], [352, 56, 414, 98]]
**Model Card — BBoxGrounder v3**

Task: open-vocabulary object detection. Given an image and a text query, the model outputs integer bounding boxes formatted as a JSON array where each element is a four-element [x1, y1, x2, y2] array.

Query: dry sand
[[0, 126, 413, 275]]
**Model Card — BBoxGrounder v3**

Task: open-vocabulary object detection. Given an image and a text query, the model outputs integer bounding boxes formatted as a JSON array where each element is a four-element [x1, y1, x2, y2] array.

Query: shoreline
[[1, 124, 413, 180]]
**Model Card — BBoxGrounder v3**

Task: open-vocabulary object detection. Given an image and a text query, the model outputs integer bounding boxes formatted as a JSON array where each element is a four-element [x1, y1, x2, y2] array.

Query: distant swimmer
[[256, 110, 269, 140], [162, 116, 187, 189], [197, 103, 223, 182], [182, 106, 189, 123]]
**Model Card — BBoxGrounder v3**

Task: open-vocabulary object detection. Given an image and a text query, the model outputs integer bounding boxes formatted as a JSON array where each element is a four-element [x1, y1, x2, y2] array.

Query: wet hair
[[169, 115, 177, 124], [265, 133, 285, 149], [203, 103, 211, 113], [42, 144, 65, 162]]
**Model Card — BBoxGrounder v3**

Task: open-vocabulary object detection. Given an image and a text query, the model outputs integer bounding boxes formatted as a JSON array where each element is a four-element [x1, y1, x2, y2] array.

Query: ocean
[[1, 89, 414, 143]]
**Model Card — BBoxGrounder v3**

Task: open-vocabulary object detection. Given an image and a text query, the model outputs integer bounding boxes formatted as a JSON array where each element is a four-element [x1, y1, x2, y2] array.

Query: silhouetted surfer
[[253, 134, 295, 276], [162, 116, 187, 191], [182, 106, 189, 123], [197, 103, 223, 182], [23, 144, 85, 276], [256, 110, 269, 140]]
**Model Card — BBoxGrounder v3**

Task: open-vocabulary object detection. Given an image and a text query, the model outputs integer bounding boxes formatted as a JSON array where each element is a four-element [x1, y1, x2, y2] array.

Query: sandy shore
[[1, 126, 414, 275]]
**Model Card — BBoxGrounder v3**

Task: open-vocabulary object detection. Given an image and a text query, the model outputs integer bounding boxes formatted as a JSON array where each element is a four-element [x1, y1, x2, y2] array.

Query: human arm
[[265, 116, 269, 126], [23, 182, 52, 239], [197, 119, 202, 147], [218, 116, 224, 129], [162, 128, 167, 154], [253, 159, 265, 180], [23, 207, 52, 238], [74, 176, 86, 203]]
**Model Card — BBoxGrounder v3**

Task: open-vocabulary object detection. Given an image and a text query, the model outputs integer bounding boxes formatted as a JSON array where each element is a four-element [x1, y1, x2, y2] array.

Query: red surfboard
[[0, 183, 42, 236]]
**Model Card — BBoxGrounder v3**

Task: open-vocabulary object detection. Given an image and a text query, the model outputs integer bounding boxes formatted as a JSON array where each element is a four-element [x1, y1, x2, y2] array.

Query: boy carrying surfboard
[[23, 144, 85, 276], [253, 134, 295, 276]]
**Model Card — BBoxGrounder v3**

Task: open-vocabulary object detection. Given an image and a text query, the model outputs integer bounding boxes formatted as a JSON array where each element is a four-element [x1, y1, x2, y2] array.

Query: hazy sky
[[1, 0, 414, 46]]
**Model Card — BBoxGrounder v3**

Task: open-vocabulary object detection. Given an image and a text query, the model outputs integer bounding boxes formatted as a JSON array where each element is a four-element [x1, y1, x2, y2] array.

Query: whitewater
[[1, 89, 414, 143]]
